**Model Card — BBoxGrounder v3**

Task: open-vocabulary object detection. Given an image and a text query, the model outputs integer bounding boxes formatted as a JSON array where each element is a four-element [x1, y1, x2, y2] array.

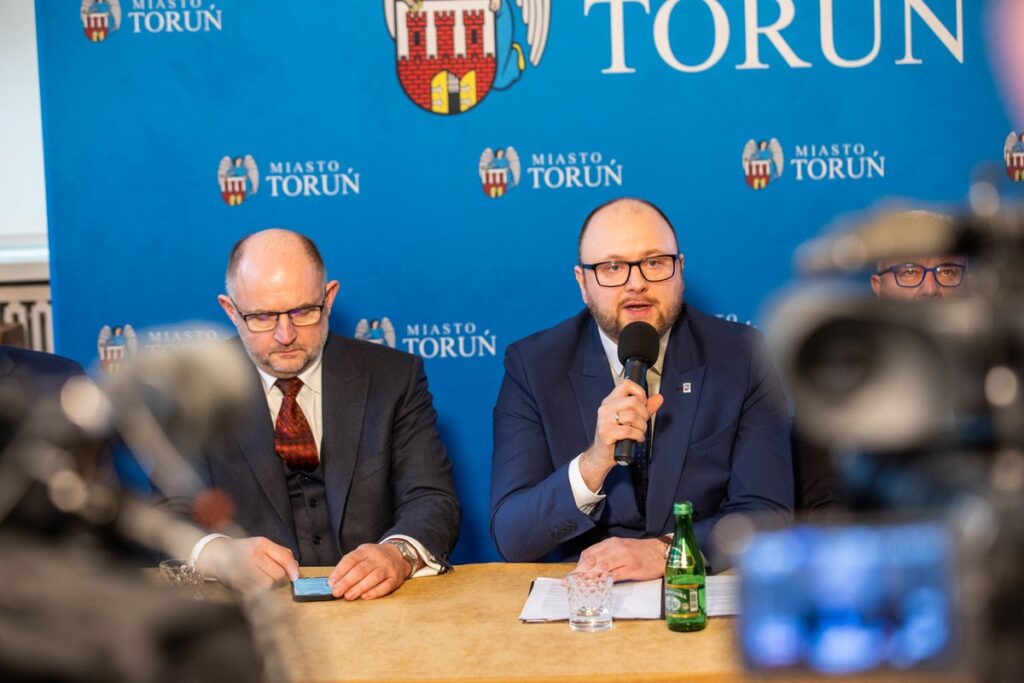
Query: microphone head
[[617, 322, 660, 365]]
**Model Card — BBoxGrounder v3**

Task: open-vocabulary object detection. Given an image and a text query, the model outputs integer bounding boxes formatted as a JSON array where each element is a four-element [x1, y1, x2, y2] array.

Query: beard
[[587, 292, 684, 342]]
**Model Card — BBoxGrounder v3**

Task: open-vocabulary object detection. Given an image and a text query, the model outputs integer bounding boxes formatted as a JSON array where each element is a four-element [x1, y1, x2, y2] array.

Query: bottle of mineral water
[[664, 500, 706, 631]]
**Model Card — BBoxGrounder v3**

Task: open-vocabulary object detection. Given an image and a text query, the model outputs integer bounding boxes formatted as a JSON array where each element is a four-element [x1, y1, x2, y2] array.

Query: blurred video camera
[[0, 335, 266, 682], [740, 173, 1024, 682]]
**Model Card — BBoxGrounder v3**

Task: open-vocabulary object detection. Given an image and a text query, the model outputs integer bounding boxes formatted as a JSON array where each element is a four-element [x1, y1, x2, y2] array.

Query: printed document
[[519, 575, 740, 622]]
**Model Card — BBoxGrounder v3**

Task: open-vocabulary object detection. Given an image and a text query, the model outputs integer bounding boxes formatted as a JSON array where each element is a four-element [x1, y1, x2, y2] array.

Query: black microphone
[[613, 321, 661, 466]]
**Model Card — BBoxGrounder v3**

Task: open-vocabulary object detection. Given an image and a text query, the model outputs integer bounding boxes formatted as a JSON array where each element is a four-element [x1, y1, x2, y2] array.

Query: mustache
[[269, 343, 308, 353], [618, 298, 657, 308]]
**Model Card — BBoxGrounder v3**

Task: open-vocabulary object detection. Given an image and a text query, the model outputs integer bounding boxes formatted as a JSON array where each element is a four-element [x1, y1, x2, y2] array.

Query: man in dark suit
[[195, 229, 459, 599], [0, 344, 84, 393], [1, 345, 93, 533], [1, 344, 84, 448], [490, 198, 793, 579]]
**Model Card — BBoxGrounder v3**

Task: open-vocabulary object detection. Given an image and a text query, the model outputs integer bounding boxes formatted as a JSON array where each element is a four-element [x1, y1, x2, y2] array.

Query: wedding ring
[[614, 412, 621, 425]]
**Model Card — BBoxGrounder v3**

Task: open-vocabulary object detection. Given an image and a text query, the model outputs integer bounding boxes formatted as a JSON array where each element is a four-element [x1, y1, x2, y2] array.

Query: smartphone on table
[[291, 577, 336, 602]]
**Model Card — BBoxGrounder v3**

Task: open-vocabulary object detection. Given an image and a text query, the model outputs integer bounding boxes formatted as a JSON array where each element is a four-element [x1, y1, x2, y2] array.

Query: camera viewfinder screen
[[739, 523, 956, 675]]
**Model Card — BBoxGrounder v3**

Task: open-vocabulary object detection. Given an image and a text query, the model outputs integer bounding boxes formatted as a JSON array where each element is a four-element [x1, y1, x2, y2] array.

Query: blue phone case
[[291, 577, 335, 602]]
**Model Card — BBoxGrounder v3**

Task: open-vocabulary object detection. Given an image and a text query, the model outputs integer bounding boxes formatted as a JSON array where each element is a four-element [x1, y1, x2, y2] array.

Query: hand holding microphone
[[580, 322, 664, 490], [612, 322, 661, 465]]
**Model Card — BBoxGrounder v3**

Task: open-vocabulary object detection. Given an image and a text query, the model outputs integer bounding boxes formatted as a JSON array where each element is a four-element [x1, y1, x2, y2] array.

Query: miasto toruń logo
[[383, 0, 550, 115], [355, 318, 398, 348], [477, 147, 624, 196], [743, 138, 886, 189], [479, 147, 521, 198], [218, 155, 259, 206], [97, 323, 222, 371], [97, 324, 137, 372], [81, 0, 224, 41], [355, 316, 497, 359], [81, 0, 121, 42], [218, 155, 361, 203], [1004, 131, 1024, 182], [742, 138, 783, 190]]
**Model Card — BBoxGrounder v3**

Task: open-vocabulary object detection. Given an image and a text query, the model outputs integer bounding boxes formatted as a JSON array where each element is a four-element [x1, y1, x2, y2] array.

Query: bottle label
[[665, 582, 702, 619]]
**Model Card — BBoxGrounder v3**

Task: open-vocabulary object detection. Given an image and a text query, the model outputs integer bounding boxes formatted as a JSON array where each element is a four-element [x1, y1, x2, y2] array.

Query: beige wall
[[0, 0, 48, 251]]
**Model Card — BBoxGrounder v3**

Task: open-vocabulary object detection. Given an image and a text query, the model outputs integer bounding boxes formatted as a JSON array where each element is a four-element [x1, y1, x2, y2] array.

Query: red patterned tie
[[274, 378, 318, 472]]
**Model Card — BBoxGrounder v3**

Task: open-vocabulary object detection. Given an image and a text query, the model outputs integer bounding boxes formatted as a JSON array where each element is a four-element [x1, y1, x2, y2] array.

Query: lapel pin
[[682, 382, 692, 394]]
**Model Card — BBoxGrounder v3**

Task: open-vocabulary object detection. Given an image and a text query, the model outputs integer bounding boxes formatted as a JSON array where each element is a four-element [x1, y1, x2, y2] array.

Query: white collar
[[597, 325, 670, 379]]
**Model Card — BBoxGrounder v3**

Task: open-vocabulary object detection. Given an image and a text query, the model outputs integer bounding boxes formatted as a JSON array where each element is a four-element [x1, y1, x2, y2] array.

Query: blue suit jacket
[[490, 306, 793, 563], [194, 334, 460, 566]]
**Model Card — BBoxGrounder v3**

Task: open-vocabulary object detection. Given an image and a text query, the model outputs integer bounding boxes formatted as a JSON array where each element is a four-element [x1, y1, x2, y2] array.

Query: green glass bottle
[[664, 500, 706, 631]]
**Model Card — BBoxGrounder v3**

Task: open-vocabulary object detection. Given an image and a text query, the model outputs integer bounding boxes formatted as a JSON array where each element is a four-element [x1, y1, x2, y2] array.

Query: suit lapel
[[569, 320, 614, 454], [235, 371, 293, 534], [319, 336, 368, 545], [646, 313, 705, 534], [568, 320, 639, 520]]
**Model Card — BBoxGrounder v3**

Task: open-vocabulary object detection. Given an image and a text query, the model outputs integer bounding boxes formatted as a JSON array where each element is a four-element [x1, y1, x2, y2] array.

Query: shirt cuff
[[189, 532, 230, 568], [382, 534, 441, 578], [569, 453, 606, 515]]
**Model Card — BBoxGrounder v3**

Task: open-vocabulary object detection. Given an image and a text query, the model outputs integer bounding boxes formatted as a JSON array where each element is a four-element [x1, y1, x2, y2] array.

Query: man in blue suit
[[193, 229, 459, 599], [490, 198, 793, 579]]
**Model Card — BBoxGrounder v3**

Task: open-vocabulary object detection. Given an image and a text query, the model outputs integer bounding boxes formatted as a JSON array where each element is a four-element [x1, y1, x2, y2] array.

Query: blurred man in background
[[870, 211, 967, 301]]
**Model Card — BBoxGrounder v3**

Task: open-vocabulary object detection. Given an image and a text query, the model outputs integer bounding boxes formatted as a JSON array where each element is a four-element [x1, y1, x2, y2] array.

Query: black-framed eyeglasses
[[230, 295, 326, 332], [876, 263, 966, 288], [580, 254, 680, 287]]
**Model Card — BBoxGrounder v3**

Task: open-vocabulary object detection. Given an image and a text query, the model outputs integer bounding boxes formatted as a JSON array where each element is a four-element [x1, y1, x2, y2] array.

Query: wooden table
[[266, 563, 739, 683], [255, 562, 966, 683]]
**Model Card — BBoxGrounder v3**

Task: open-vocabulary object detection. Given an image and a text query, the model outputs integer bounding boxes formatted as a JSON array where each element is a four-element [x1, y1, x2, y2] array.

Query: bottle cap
[[673, 500, 693, 516]]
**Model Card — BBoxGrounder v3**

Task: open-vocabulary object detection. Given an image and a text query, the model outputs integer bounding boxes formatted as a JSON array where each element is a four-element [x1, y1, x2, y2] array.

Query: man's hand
[[328, 543, 411, 600], [574, 537, 667, 582], [196, 536, 300, 593], [579, 380, 664, 492]]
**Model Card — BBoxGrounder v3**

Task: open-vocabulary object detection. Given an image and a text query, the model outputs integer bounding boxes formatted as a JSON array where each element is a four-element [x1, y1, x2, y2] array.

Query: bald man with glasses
[[189, 229, 459, 599]]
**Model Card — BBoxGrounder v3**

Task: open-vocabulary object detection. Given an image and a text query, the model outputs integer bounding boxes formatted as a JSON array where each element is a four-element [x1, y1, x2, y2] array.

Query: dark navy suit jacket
[[195, 334, 460, 566], [0, 344, 84, 396], [1, 344, 85, 443], [1, 345, 90, 533], [490, 306, 793, 563]]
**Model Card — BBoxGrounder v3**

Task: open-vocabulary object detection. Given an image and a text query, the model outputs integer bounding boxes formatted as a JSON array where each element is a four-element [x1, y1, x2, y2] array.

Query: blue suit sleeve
[[490, 344, 596, 561], [693, 330, 794, 559]]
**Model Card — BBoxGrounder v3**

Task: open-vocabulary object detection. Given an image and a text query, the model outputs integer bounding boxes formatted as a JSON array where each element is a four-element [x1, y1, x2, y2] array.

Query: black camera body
[[749, 188, 1024, 681]]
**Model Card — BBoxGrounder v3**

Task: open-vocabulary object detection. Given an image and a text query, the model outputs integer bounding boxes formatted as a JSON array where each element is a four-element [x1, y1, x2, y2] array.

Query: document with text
[[519, 575, 740, 622]]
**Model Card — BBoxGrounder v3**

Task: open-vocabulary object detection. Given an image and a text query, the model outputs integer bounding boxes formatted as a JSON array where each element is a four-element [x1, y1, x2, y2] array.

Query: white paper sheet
[[705, 575, 740, 617], [519, 574, 740, 622]]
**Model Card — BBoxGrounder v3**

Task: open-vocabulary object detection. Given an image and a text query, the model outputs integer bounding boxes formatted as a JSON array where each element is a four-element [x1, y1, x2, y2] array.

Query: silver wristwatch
[[384, 539, 419, 577]]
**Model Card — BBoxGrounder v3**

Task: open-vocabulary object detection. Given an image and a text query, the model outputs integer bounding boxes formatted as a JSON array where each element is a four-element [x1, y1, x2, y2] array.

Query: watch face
[[389, 541, 416, 564]]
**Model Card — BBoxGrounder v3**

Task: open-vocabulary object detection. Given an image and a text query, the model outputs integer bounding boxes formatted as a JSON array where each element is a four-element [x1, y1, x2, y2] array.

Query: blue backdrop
[[36, 0, 1015, 563]]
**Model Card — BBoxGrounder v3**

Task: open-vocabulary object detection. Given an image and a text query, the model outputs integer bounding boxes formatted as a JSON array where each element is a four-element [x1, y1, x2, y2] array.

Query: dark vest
[[284, 461, 340, 565]]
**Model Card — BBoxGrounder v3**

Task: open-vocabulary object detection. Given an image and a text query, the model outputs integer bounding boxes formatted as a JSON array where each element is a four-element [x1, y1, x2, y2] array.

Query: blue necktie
[[630, 419, 652, 516]]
